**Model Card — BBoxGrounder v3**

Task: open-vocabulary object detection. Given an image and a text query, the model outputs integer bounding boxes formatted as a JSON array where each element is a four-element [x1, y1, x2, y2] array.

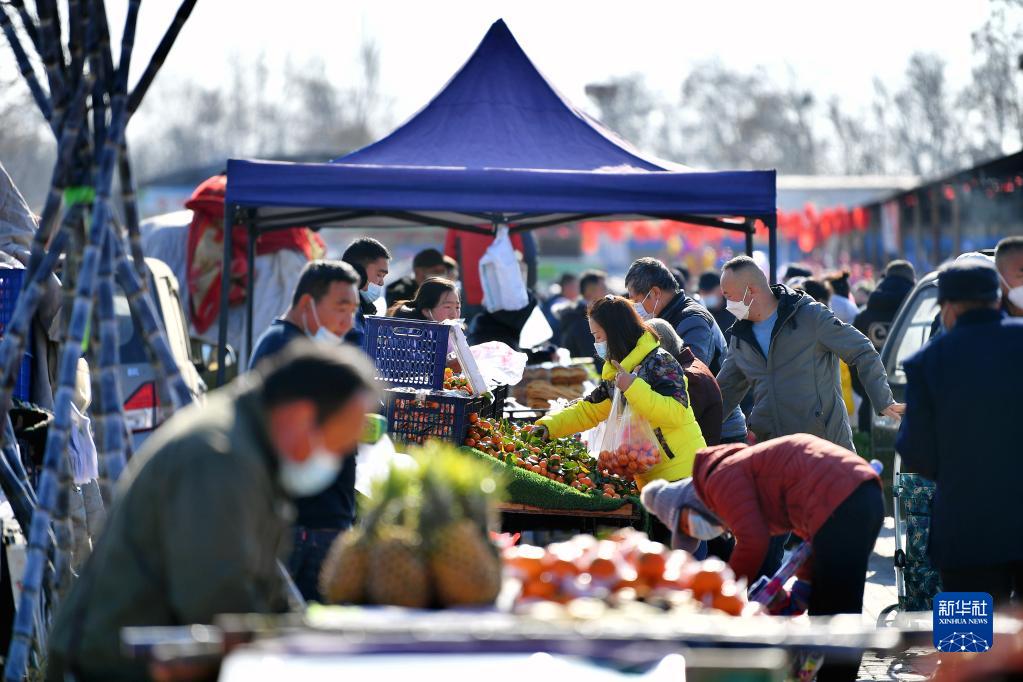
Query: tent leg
[[744, 224, 754, 257], [216, 203, 235, 387], [766, 215, 778, 285], [245, 219, 255, 368]]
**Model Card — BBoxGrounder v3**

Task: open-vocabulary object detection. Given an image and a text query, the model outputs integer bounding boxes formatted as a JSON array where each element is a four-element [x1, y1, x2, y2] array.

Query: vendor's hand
[[882, 403, 906, 420], [532, 425, 550, 441], [609, 360, 637, 392]]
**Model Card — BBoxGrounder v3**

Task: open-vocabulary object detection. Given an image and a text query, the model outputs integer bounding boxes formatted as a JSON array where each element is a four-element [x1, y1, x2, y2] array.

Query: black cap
[[698, 272, 720, 291], [937, 260, 1000, 304]]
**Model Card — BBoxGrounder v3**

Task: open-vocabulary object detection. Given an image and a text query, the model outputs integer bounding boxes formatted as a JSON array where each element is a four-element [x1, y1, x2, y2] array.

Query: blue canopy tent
[[219, 19, 777, 380]]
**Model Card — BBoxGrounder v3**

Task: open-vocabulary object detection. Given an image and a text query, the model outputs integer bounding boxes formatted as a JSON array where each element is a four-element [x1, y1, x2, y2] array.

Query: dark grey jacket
[[717, 286, 894, 452], [48, 379, 291, 680]]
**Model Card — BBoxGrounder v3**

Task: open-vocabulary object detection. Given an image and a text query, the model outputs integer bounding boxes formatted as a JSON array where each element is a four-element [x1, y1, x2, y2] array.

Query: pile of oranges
[[503, 528, 750, 616], [597, 441, 661, 479]]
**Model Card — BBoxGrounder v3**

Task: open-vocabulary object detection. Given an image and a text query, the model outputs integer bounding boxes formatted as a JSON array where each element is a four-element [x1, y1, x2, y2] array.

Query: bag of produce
[[594, 388, 662, 480]]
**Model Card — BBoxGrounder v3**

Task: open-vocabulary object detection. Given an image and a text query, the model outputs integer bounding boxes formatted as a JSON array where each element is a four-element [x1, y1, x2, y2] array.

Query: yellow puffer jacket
[[537, 332, 706, 488]]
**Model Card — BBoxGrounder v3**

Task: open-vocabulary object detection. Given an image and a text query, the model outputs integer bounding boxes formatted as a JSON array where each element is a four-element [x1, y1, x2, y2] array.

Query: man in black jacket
[[897, 260, 1023, 604], [853, 260, 915, 430], [557, 270, 607, 365], [854, 260, 916, 351], [341, 238, 391, 346]]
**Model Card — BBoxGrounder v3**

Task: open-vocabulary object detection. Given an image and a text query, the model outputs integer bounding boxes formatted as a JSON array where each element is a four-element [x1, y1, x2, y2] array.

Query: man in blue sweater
[[249, 259, 362, 600]]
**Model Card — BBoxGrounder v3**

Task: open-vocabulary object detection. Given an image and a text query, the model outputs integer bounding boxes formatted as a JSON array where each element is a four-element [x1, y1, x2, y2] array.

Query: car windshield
[[890, 285, 940, 382]]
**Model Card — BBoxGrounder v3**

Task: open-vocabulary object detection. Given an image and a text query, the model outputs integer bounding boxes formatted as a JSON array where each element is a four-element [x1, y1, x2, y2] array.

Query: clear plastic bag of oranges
[[594, 388, 662, 480]]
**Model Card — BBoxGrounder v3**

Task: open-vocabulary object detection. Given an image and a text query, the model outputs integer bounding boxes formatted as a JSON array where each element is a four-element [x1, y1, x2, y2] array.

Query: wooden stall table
[[497, 501, 642, 535]]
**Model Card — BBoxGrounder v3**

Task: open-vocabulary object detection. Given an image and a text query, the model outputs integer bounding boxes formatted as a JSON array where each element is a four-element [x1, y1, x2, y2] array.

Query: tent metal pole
[[245, 217, 256, 368], [216, 203, 235, 387], [744, 221, 754, 257], [766, 214, 778, 285]]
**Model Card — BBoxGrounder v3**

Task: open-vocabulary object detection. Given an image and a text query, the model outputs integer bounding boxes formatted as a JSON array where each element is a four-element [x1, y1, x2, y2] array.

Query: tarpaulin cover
[[225, 19, 775, 230]]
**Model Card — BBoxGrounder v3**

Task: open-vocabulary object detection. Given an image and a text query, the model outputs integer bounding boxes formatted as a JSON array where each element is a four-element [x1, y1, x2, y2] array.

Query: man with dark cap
[[385, 247, 449, 308], [897, 260, 1023, 604]]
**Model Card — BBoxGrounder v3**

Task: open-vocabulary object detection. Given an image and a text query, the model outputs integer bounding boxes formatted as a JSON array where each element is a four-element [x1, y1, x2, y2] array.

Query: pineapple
[[318, 528, 369, 604], [429, 518, 502, 607], [319, 462, 418, 605], [366, 526, 432, 608], [419, 451, 504, 607]]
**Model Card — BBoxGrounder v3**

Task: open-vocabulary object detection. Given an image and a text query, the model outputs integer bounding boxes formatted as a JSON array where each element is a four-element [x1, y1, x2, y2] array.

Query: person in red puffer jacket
[[641, 434, 883, 682]]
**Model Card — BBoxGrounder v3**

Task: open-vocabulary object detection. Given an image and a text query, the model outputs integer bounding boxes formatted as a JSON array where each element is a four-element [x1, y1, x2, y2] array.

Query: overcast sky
[[87, 0, 994, 126]]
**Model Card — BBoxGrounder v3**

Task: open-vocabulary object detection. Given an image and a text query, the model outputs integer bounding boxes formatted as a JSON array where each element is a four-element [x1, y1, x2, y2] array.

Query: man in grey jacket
[[717, 256, 903, 451]]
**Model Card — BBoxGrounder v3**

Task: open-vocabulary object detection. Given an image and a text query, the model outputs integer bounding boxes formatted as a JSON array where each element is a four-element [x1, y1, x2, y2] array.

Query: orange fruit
[[690, 569, 726, 600], [504, 544, 545, 581], [520, 573, 559, 601], [712, 582, 745, 616], [635, 542, 668, 583]]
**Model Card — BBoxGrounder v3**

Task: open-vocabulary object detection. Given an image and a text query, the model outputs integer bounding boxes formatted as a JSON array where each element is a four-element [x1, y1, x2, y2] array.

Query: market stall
[[217, 18, 777, 380]]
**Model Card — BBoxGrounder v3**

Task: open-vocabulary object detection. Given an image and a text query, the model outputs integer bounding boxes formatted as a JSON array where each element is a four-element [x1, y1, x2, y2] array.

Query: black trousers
[[809, 481, 885, 682], [941, 562, 1023, 605]]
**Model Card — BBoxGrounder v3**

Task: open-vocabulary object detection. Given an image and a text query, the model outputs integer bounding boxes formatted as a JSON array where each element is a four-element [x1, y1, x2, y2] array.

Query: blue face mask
[[594, 341, 608, 359]]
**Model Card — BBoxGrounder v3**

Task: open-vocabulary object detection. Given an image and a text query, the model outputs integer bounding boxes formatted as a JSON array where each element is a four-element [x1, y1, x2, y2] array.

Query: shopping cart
[[877, 453, 942, 625]]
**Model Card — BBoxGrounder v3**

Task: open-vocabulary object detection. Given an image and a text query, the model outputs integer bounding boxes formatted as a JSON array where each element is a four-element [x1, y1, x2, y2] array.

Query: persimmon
[[712, 582, 746, 616], [504, 545, 545, 581], [690, 569, 726, 600], [635, 542, 668, 583]]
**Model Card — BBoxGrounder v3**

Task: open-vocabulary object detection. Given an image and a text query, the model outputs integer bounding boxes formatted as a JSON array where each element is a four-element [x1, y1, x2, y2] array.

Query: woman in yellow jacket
[[533, 296, 706, 488]]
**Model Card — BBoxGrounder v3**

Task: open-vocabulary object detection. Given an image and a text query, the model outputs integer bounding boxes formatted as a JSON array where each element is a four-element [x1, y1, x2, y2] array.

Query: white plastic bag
[[478, 225, 529, 313], [518, 304, 553, 349], [469, 341, 528, 387]]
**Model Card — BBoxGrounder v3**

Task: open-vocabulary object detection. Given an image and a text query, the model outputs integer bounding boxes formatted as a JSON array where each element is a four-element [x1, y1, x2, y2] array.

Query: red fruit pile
[[597, 441, 661, 479]]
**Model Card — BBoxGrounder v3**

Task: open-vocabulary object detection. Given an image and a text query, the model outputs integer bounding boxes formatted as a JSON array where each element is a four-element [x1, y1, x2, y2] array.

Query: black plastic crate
[[363, 316, 448, 390], [385, 388, 489, 446], [483, 383, 509, 420]]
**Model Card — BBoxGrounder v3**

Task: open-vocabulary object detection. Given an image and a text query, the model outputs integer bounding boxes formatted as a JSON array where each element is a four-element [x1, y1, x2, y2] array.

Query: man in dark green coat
[[47, 343, 378, 681]]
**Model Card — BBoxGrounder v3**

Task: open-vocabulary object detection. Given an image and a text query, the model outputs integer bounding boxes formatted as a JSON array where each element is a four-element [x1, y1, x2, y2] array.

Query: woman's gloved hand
[[531, 424, 550, 441]]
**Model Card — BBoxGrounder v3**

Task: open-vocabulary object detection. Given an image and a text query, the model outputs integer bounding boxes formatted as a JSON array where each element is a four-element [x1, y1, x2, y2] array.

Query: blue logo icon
[[933, 592, 993, 653]]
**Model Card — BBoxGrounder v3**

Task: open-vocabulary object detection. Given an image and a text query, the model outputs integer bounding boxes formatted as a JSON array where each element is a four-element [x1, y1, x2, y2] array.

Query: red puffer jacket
[[692, 434, 880, 581]]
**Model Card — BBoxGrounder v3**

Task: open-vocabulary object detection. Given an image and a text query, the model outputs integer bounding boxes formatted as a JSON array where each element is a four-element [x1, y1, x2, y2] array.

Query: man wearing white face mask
[[48, 344, 379, 680], [995, 236, 1023, 317], [249, 259, 362, 601], [625, 258, 747, 444], [717, 256, 902, 453], [342, 237, 392, 346], [250, 261, 360, 364]]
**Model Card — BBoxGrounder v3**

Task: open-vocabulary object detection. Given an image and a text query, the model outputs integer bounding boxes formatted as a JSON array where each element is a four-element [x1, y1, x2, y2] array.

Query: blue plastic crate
[[363, 316, 449, 390], [0, 268, 31, 401], [384, 388, 489, 446]]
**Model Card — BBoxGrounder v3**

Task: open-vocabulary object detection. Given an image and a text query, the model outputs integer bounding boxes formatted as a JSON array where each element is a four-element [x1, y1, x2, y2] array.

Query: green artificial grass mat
[[460, 447, 640, 513]]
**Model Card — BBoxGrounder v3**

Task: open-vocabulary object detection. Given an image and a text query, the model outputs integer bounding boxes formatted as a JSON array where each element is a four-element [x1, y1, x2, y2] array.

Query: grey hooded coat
[[717, 286, 894, 452]]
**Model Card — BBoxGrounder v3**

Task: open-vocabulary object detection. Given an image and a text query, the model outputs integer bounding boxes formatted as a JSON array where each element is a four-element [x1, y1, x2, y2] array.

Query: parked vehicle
[[116, 258, 205, 450]]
